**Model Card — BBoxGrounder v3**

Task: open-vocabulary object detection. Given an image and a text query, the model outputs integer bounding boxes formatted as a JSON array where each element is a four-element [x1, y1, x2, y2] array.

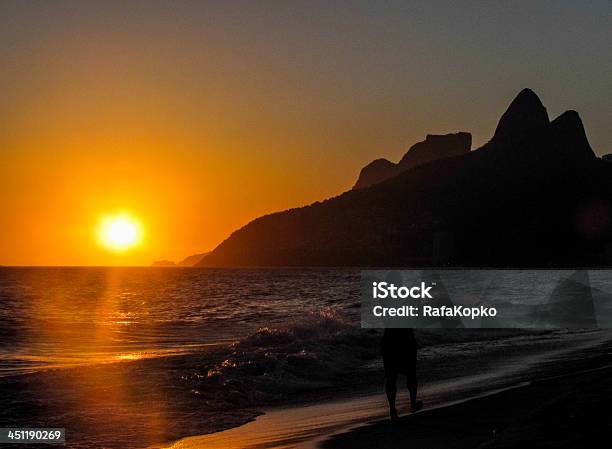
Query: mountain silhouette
[[198, 89, 612, 267], [353, 133, 471, 190], [177, 252, 209, 266], [491, 88, 549, 145], [151, 252, 210, 267]]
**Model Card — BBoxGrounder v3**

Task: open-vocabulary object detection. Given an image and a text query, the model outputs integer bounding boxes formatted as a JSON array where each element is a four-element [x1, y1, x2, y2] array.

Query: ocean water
[[0, 267, 361, 376], [0, 267, 604, 448], [0, 267, 374, 448]]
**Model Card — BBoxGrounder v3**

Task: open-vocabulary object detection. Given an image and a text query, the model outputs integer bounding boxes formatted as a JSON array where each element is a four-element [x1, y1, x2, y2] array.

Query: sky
[[0, 0, 610, 266]]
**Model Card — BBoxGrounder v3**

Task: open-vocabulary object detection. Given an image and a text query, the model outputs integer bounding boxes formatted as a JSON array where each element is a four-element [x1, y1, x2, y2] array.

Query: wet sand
[[160, 331, 611, 449], [323, 363, 612, 449]]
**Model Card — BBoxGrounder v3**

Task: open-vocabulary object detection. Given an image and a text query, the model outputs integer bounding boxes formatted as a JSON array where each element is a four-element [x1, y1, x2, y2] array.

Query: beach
[[160, 330, 611, 449], [323, 360, 612, 449], [2, 3, 611, 448], [2, 268, 610, 449]]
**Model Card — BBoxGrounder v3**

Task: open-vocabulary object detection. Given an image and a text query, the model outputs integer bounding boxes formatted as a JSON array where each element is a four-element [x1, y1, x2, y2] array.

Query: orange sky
[[1, 2, 609, 266]]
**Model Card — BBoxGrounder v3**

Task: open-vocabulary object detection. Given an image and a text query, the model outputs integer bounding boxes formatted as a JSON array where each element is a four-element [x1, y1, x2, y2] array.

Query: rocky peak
[[398, 132, 472, 170], [352, 158, 396, 190], [492, 88, 549, 144], [353, 132, 471, 190], [549, 110, 595, 161]]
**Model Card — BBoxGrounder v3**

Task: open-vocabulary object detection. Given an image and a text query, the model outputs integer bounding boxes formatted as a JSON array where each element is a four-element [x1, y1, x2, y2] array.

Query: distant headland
[[187, 89, 611, 267], [152, 253, 209, 267]]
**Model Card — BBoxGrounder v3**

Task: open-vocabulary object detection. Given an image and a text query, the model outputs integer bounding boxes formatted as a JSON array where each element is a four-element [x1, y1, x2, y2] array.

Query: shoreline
[[158, 330, 611, 449], [4, 327, 581, 448], [322, 363, 612, 449]]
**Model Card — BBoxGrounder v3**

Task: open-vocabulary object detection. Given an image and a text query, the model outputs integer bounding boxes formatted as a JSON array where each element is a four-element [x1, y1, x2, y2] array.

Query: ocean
[[0, 267, 371, 448], [0, 267, 605, 448], [0, 267, 361, 376]]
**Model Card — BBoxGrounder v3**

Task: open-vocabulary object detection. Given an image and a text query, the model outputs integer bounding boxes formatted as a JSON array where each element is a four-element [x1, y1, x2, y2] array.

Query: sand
[[159, 331, 611, 449], [323, 364, 612, 449]]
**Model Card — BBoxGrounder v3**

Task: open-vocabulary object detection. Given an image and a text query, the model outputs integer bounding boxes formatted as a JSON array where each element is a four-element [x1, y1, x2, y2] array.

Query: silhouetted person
[[382, 328, 422, 420]]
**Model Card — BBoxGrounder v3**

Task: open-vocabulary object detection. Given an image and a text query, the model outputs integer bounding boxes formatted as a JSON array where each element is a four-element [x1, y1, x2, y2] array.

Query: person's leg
[[385, 371, 398, 420], [407, 371, 423, 411], [407, 351, 423, 412], [407, 370, 417, 405]]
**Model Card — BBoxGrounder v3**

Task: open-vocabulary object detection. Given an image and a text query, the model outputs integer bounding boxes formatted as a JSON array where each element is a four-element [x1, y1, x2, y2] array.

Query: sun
[[97, 213, 143, 252]]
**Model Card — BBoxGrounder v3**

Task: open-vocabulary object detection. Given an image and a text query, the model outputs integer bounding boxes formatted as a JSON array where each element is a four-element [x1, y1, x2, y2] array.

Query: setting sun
[[97, 213, 143, 252]]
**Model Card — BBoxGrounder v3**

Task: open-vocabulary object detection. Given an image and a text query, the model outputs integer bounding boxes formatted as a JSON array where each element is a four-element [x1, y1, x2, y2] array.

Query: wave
[[181, 309, 381, 408], [179, 310, 546, 409]]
